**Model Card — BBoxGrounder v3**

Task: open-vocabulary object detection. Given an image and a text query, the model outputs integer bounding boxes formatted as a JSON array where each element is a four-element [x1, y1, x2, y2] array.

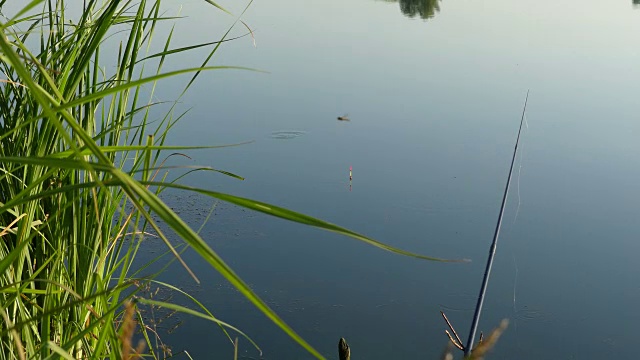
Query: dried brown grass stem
[[119, 301, 146, 360]]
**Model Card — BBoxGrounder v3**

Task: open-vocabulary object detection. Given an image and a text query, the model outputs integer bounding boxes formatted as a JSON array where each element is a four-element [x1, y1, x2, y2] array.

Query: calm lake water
[[140, 0, 640, 358]]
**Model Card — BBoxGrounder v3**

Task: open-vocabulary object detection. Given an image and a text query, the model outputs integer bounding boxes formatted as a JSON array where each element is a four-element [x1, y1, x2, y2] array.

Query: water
[[139, 0, 640, 358]]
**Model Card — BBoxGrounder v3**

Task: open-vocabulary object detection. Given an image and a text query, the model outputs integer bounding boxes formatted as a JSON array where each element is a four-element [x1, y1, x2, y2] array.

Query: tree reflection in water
[[382, 0, 441, 20]]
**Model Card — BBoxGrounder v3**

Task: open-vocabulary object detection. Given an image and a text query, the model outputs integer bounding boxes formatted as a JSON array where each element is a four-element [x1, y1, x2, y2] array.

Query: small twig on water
[[440, 311, 464, 351]]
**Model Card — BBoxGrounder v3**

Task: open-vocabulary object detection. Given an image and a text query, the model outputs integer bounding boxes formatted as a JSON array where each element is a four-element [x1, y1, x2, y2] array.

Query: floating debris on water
[[269, 130, 307, 139], [337, 114, 350, 121]]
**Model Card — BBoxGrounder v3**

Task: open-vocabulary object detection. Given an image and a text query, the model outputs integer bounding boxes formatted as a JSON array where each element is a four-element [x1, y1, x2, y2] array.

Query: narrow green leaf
[[0, 240, 29, 276], [45, 342, 75, 360], [139, 182, 466, 262], [136, 297, 261, 354], [203, 0, 233, 15], [46, 141, 254, 158], [56, 66, 261, 111]]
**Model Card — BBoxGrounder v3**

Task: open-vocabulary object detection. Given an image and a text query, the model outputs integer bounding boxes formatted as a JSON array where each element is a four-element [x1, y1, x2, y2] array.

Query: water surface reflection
[[382, 0, 441, 20], [157, 0, 640, 358]]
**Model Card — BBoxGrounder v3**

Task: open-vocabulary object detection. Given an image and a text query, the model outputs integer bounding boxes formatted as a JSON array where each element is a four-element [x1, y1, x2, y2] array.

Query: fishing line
[[511, 112, 529, 353], [510, 157, 524, 351], [512, 253, 520, 350], [512, 254, 518, 309], [511, 112, 528, 349], [509, 110, 529, 349], [512, 113, 528, 228]]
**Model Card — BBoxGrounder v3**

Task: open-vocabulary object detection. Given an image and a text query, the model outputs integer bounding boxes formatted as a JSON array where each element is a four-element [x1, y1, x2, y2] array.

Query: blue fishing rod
[[464, 91, 529, 356]]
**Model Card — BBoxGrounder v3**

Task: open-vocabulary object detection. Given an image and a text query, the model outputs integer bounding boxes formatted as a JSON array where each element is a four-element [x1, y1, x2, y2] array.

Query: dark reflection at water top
[[382, 0, 441, 20]]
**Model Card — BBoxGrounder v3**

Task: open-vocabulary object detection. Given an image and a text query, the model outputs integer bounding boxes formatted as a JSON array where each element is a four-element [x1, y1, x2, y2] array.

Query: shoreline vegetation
[[0, 1, 462, 359]]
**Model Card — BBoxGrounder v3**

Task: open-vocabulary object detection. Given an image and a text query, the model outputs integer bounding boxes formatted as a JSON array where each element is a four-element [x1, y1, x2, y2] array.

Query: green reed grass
[[0, 1, 457, 359]]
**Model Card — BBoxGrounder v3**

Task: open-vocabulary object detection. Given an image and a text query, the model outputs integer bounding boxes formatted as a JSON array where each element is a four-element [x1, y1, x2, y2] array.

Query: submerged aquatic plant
[[0, 1, 458, 359]]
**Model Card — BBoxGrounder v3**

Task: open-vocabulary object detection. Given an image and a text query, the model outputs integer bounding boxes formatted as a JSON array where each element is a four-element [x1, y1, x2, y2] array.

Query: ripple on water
[[515, 305, 552, 323], [269, 130, 307, 140]]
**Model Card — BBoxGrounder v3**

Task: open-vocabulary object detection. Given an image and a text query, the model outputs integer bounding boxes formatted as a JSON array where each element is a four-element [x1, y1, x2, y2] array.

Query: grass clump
[[0, 1, 451, 359]]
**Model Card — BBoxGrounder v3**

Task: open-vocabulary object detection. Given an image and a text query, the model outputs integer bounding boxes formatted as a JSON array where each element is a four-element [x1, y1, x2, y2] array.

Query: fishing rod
[[463, 90, 529, 356]]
